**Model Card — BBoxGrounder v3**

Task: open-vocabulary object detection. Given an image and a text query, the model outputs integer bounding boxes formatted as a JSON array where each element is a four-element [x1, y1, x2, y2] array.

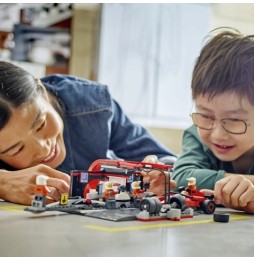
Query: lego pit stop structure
[[25, 159, 216, 221]]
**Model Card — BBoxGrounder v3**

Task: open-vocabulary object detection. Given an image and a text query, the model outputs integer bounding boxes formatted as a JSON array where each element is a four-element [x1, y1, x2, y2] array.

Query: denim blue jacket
[[40, 74, 175, 174]]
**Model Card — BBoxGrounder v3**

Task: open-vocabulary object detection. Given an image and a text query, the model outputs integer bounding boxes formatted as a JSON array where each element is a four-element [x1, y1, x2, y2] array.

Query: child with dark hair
[[172, 28, 254, 214]]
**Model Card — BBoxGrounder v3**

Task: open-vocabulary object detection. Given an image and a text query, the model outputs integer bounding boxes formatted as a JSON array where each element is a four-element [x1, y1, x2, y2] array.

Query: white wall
[[98, 3, 211, 130], [211, 4, 254, 34]]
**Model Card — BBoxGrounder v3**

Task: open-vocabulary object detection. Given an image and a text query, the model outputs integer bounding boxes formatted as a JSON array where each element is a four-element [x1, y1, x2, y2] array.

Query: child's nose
[[210, 121, 229, 138]]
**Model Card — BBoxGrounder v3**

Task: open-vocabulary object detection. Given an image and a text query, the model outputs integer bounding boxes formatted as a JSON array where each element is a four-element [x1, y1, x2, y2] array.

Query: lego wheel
[[169, 194, 187, 210], [200, 199, 216, 214], [140, 198, 162, 214]]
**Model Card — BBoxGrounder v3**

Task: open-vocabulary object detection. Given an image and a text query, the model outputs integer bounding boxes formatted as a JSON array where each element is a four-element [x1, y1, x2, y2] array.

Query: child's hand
[[215, 175, 254, 209], [202, 175, 254, 213]]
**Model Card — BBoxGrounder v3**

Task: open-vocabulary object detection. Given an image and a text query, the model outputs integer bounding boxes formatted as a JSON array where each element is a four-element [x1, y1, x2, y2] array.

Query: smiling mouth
[[42, 144, 57, 163], [217, 144, 233, 148], [214, 144, 234, 151]]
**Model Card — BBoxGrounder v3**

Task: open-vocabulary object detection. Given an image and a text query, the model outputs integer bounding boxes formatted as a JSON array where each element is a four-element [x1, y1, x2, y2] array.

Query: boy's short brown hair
[[192, 27, 254, 105]]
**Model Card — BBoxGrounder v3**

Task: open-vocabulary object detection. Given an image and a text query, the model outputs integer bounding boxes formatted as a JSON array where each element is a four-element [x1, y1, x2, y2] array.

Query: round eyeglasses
[[191, 113, 250, 134]]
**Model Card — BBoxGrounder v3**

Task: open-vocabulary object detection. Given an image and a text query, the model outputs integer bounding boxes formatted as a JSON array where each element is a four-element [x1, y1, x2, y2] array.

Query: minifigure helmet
[[186, 177, 196, 185]]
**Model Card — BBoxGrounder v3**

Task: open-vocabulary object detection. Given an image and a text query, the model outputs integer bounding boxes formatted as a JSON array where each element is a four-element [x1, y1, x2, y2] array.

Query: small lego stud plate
[[213, 212, 230, 223]]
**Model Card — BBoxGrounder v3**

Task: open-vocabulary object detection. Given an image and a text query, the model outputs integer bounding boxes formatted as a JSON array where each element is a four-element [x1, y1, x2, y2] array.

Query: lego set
[[24, 159, 216, 222]]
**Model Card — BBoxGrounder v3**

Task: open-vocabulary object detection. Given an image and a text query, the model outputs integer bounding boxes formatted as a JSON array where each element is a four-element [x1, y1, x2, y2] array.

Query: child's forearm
[[172, 168, 225, 190]]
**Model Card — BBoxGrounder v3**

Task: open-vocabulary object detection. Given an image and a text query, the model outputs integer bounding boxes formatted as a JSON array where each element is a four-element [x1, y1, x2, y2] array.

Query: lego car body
[[169, 188, 216, 214]]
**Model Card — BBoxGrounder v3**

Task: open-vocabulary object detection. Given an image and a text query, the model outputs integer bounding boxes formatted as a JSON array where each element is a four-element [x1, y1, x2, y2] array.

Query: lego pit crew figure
[[104, 181, 117, 200], [29, 175, 51, 211], [34, 175, 50, 198], [131, 181, 144, 197]]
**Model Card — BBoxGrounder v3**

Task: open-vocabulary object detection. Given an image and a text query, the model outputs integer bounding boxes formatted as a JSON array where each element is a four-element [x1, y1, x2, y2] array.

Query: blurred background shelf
[[0, 3, 101, 78]]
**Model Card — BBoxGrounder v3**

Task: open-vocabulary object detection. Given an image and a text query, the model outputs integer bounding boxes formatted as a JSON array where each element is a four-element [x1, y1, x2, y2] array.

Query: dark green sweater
[[172, 125, 254, 190]]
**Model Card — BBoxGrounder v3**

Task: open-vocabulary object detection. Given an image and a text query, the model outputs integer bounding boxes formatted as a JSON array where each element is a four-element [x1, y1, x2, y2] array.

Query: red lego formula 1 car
[[169, 186, 216, 214]]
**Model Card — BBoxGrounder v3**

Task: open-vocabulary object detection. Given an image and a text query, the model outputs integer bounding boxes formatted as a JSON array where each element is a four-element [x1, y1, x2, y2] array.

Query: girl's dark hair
[[191, 27, 254, 105], [0, 61, 41, 130]]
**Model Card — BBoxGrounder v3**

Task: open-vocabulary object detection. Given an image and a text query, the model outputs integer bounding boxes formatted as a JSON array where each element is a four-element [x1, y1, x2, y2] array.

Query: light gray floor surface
[[0, 201, 253, 257]]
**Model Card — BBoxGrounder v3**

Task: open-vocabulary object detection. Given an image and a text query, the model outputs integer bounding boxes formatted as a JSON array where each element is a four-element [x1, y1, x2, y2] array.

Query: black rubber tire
[[140, 198, 162, 214], [200, 200, 216, 214], [169, 194, 187, 211], [213, 213, 230, 223]]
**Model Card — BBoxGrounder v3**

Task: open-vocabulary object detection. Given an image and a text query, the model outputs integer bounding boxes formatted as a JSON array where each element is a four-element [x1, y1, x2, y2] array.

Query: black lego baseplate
[[69, 207, 140, 221]]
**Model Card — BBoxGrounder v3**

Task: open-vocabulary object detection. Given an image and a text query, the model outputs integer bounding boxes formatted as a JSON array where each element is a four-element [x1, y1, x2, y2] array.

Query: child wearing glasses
[[172, 28, 254, 214]]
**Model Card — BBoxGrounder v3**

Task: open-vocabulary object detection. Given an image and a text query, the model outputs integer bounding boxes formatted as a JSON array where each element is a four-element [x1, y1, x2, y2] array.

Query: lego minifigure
[[104, 181, 117, 199], [34, 175, 50, 197], [186, 177, 197, 193], [131, 181, 144, 197], [26, 175, 50, 212], [180, 177, 197, 196]]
